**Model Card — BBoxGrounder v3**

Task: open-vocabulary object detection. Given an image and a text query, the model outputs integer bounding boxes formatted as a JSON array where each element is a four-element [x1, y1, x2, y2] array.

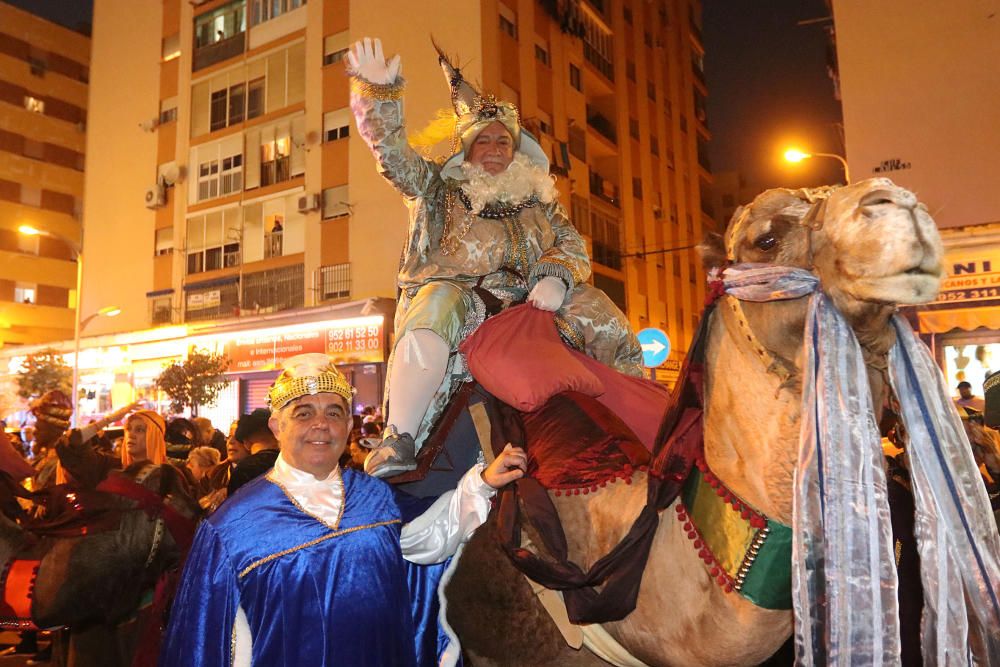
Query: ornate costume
[[159, 354, 495, 666], [349, 43, 642, 469]]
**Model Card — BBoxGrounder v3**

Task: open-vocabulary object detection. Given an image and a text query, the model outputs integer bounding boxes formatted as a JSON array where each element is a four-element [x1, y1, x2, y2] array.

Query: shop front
[[916, 233, 1000, 399], [1, 299, 393, 429]]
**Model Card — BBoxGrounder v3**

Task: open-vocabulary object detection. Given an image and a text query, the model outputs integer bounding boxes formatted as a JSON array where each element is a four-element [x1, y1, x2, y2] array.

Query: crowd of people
[[0, 387, 398, 664]]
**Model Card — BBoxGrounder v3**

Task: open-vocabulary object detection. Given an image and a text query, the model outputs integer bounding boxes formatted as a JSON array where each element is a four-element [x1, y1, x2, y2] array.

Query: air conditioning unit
[[139, 117, 160, 132], [297, 193, 320, 213], [144, 183, 166, 209]]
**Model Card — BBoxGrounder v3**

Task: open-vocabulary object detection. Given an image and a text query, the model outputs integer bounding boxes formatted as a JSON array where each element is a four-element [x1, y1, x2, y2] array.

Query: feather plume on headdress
[[408, 108, 458, 156]]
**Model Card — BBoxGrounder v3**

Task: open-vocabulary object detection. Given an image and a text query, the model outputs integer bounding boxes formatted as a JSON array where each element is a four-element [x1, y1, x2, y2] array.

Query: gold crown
[[267, 357, 354, 411]]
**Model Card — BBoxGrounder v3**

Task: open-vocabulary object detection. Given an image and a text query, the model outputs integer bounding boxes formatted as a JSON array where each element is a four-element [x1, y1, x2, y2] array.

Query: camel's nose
[[859, 187, 917, 211]]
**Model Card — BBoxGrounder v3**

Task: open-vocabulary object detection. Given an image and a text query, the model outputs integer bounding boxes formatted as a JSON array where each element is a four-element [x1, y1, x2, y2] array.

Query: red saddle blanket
[[521, 391, 651, 493], [460, 303, 672, 468]]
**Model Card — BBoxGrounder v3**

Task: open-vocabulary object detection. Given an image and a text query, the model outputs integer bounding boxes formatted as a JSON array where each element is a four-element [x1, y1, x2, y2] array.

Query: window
[[644, 31, 652, 47], [250, 0, 306, 27], [186, 209, 240, 274], [29, 57, 46, 77], [626, 61, 636, 82], [322, 185, 350, 219], [632, 177, 643, 200], [324, 48, 347, 66], [207, 80, 260, 134], [651, 136, 659, 156], [247, 78, 265, 120], [198, 160, 220, 200], [210, 90, 227, 131], [14, 283, 36, 304], [534, 44, 550, 67], [24, 96, 44, 114], [323, 31, 349, 66], [569, 64, 581, 92], [160, 106, 178, 124], [680, 115, 688, 133], [499, 6, 518, 40], [629, 118, 639, 140], [228, 83, 245, 125], [150, 295, 173, 325], [323, 109, 351, 142], [197, 153, 242, 201], [623, 6, 633, 23], [260, 136, 290, 186], [264, 216, 284, 258], [194, 0, 246, 49], [155, 227, 174, 255], [647, 81, 656, 100]]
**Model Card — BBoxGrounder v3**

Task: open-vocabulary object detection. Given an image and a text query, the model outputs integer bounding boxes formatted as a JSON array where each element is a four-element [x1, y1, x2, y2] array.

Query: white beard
[[459, 153, 558, 215]]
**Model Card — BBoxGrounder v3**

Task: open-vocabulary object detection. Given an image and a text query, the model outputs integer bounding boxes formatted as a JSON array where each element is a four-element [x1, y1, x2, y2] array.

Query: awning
[[918, 305, 1000, 334]]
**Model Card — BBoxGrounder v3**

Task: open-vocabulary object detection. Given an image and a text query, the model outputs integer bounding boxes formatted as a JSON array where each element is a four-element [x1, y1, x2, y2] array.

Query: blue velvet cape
[[159, 468, 452, 667]]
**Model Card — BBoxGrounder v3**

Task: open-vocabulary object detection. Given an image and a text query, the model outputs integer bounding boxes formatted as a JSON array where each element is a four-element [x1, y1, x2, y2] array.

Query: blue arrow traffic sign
[[637, 328, 671, 368]]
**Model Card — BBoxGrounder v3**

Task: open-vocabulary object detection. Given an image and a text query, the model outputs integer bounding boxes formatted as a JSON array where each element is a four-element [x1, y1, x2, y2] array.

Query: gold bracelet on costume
[[350, 77, 405, 102]]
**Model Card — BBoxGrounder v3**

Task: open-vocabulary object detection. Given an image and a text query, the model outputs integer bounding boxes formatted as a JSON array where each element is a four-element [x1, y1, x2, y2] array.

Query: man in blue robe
[[159, 353, 526, 666]]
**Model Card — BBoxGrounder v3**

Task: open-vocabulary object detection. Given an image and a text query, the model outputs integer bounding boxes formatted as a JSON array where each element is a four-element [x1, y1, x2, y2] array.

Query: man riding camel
[[348, 38, 642, 478]]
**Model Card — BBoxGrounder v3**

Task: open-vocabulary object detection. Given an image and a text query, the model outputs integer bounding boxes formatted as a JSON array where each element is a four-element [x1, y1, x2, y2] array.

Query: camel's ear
[[698, 232, 726, 270]]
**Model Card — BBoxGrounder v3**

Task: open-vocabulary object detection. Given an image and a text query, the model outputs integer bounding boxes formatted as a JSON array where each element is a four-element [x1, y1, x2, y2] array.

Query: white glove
[[528, 276, 568, 312], [346, 37, 401, 85]]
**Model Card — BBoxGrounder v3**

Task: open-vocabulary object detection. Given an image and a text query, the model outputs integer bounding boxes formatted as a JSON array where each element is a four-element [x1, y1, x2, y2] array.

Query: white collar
[[270, 453, 345, 529], [272, 452, 341, 486]]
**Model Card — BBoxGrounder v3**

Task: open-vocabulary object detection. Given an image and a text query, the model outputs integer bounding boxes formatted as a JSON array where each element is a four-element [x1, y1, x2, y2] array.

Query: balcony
[[589, 171, 620, 208], [260, 156, 290, 187], [315, 263, 351, 301], [586, 107, 617, 145], [264, 231, 283, 259], [583, 43, 614, 82], [193, 32, 246, 72], [242, 263, 304, 314]]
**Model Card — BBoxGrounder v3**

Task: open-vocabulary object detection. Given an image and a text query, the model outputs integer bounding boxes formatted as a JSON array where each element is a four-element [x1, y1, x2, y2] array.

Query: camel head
[[704, 178, 943, 357], [809, 177, 943, 309]]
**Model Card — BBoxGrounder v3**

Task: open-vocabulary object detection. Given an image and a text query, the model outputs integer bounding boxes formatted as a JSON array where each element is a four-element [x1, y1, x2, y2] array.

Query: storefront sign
[[931, 247, 1000, 305], [225, 319, 384, 371]]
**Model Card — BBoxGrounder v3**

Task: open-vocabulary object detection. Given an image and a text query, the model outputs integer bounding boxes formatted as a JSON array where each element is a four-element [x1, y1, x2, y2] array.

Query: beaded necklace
[[440, 188, 540, 255]]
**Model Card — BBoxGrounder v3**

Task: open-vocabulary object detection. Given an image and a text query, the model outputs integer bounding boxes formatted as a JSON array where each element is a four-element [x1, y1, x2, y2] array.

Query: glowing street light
[[783, 147, 851, 183]]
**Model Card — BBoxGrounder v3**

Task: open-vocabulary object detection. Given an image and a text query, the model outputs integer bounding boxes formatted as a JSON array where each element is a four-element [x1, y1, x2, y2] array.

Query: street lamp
[[17, 225, 118, 426], [783, 147, 851, 183]]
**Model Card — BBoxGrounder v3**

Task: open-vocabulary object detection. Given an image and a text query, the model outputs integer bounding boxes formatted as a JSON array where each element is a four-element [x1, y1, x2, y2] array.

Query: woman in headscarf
[[57, 409, 170, 489]]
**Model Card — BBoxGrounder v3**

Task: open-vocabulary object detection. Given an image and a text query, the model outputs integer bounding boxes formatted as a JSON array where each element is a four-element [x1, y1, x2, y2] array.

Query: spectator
[[227, 409, 280, 496], [187, 446, 222, 494], [58, 410, 168, 489], [193, 417, 227, 459], [955, 381, 986, 412], [199, 421, 249, 513], [165, 418, 199, 460]]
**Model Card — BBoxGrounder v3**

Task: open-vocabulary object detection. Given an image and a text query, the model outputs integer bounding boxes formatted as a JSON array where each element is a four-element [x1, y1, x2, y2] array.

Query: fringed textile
[[720, 263, 1000, 666]]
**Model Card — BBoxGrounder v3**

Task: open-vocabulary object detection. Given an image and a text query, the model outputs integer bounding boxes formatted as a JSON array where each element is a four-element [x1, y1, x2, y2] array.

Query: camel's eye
[[754, 233, 777, 251]]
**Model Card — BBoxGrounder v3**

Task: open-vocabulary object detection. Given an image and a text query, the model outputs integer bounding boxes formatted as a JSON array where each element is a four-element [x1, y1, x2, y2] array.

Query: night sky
[[703, 0, 845, 192], [5, 0, 93, 34]]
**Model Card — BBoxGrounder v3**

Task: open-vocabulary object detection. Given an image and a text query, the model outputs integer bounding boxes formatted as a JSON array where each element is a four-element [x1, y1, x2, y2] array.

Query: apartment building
[[3, 0, 710, 423], [0, 3, 89, 345]]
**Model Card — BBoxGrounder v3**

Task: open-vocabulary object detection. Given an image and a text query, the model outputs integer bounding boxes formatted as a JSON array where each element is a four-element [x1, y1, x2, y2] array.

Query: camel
[[0, 461, 200, 666], [445, 177, 956, 666]]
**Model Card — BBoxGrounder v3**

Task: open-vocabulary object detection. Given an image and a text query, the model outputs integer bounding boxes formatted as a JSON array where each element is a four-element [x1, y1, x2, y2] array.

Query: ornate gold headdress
[[430, 39, 548, 180], [267, 353, 354, 411]]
